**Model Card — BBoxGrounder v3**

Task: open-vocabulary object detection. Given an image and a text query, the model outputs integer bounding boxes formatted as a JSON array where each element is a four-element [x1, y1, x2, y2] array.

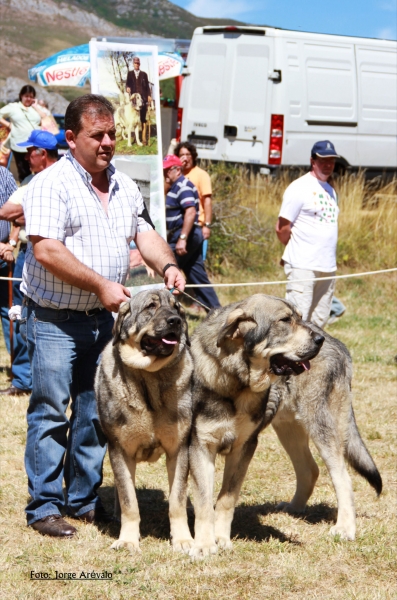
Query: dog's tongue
[[162, 337, 178, 345], [299, 360, 311, 371]]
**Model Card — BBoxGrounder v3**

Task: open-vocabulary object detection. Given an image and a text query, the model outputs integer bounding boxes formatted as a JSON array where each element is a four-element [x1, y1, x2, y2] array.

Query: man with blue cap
[[275, 141, 340, 327], [0, 130, 59, 396]]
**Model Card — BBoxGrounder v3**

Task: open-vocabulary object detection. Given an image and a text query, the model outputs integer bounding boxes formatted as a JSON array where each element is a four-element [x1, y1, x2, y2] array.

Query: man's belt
[[23, 296, 104, 316]]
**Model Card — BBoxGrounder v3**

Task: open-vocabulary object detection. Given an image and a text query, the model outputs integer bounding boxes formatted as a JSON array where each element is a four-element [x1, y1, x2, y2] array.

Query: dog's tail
[[345, 406, 382, 495]]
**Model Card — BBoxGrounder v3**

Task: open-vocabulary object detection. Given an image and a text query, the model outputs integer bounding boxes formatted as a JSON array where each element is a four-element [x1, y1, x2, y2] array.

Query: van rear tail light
[[268, 114, 284, 165], [176, 108, 183, 142]]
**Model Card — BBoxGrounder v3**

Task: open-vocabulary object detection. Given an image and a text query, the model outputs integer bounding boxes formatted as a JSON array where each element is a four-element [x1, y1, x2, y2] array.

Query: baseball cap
[[163, 155, 183, 170], [17, 130, 58, 150], [311, 140, 339, 158]]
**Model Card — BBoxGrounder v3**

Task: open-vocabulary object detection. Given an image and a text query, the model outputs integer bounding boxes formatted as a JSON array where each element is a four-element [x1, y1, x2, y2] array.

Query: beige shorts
[[284, 264, 336, 328]]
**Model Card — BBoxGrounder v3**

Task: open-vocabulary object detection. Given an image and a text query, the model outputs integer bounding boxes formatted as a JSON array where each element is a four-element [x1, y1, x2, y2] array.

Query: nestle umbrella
[[28, 44, 91, 88], [28, 44, 184, 87]]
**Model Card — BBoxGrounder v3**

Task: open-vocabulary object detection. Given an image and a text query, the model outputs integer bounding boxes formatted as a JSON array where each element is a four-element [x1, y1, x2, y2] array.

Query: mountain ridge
[[0, 0, 244, 86]]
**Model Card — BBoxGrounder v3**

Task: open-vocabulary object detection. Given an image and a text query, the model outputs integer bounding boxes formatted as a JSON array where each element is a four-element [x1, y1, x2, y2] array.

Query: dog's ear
[[112, 301, 132, 345], [216, 308, 257, 347], [175, 300, 191, 347]]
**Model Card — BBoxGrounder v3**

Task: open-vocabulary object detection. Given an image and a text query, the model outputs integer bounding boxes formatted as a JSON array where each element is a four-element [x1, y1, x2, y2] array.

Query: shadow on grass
[[99, 486, 171, 540], [98, 487, 335, 544], [238, 500, 336, 524]]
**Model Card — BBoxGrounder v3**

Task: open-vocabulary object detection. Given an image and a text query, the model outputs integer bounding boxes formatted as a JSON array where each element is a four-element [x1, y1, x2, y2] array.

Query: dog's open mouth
[[141, 333, 179, 356], [270, 354, 311, 376]]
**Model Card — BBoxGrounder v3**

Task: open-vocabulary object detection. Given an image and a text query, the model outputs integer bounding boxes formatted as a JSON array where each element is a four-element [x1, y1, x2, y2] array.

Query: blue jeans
[[22, 301, 114, 524], [168, 227, 221, 309], [11, 246, 31, 390]]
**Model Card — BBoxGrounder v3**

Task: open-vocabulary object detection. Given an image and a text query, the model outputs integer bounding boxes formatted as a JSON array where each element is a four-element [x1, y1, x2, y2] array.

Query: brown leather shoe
[[74, 506, 113, 524], [31, 515, 77, 537], [0, 385, 30, 396]]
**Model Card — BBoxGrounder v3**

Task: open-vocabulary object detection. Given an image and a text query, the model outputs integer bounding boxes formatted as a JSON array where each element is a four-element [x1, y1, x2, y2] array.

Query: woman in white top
[[0, 85, 41, 182]]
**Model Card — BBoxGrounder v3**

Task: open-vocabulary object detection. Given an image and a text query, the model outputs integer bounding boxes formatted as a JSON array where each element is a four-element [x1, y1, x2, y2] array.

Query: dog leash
[[168, 287, 210, 312]]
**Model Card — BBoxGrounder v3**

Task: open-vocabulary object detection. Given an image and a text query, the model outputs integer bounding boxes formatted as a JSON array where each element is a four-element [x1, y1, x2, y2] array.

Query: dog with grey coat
[[188, 294, 325, 558], [270, 320, 382, 540], [188, 293, 381, 558], [95, 289, 194, 554]]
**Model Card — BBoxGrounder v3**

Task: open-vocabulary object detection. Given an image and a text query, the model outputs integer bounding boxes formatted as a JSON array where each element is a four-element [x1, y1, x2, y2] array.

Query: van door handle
[[268, 70, 282, 83]]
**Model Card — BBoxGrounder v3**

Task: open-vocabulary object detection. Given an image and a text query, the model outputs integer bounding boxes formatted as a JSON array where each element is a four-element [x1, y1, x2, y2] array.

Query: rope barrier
[[184, 267, 397, 288], [1, 267, 396, 286], [0, 276, 22, 281]]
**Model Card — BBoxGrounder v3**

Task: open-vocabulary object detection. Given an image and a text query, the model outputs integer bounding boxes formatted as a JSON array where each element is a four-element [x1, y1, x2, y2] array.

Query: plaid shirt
[[21, 152, 153, 310], [0, 167, 16, 242]]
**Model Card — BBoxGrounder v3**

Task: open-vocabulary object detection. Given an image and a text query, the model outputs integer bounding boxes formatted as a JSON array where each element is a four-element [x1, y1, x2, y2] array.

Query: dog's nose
[[167, 315, 182, 327], [312, 332, 325, 346]]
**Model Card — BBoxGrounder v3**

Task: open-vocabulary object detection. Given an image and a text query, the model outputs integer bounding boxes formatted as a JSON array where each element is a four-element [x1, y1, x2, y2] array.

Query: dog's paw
[[172, 537, 194, 554], [276, 501, 306, 515], [215, 536, 233, 551], [111, 538, 141, 554], [329, 524, 355, 541], [189, 541, 218, 560]]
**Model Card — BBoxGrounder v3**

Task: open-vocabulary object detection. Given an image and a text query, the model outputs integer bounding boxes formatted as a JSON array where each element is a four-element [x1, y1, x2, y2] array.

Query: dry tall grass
[[207, 165, 397, 277]]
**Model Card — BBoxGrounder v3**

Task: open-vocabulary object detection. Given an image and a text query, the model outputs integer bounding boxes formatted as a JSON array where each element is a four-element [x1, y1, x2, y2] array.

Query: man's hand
[[126, 87, 131, 94], [0, 243, 14, 263], [175, 238, 188, 256], [95, 281, 131, 312], [202, 225, 211, 240], [164, 266, 185, 293]]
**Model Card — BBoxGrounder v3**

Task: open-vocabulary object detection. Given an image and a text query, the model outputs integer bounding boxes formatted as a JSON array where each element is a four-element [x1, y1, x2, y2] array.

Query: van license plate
[[193, 139, 216, 150]]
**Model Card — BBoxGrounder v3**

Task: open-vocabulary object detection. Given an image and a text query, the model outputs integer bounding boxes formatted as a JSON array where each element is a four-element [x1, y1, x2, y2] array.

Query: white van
[[179, 26, 397, 173]]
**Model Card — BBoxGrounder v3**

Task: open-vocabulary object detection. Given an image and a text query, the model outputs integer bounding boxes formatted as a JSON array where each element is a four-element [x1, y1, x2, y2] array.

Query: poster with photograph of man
[[90, 41, 160, 156], [90, 40, 166, 293]]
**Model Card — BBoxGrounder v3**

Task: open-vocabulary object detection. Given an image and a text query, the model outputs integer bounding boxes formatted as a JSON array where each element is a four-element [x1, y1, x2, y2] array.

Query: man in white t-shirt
[[276, 140, 339, 327]]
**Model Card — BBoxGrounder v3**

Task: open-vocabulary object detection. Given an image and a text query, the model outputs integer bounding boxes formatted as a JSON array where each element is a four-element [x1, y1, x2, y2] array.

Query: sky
[[170, 0, 397, 40]]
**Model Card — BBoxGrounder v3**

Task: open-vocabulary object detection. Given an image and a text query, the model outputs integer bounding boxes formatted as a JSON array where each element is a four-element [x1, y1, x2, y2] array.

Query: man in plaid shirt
[[22, 94, 185, 538]]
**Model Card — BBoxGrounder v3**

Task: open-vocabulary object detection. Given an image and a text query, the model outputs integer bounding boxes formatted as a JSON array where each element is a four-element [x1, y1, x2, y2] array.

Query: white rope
[[184, 267, 397, 288], [1, 267, 396, 286], [0, 276, 22, 281]]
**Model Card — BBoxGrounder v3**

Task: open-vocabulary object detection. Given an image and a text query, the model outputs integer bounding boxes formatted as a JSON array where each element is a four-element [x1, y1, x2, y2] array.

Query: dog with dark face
[[95, 289, 194, 554], [188, 294, 324, 558]]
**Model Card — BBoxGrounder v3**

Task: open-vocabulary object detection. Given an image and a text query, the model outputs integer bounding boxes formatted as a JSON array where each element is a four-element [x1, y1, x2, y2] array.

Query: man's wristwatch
[[179, 233, 187, 240], [8, 240, 17, 247], [162, 263, 179, 275], [204, 222, 212, 228]]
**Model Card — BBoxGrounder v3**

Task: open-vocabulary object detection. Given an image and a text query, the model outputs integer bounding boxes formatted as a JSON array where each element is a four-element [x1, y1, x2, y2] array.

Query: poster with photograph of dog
[[90, 41, 160, 156]]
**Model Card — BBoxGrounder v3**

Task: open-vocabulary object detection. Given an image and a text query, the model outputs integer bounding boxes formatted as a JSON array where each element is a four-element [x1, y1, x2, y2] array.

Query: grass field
[[0, 172, 396, 599]]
